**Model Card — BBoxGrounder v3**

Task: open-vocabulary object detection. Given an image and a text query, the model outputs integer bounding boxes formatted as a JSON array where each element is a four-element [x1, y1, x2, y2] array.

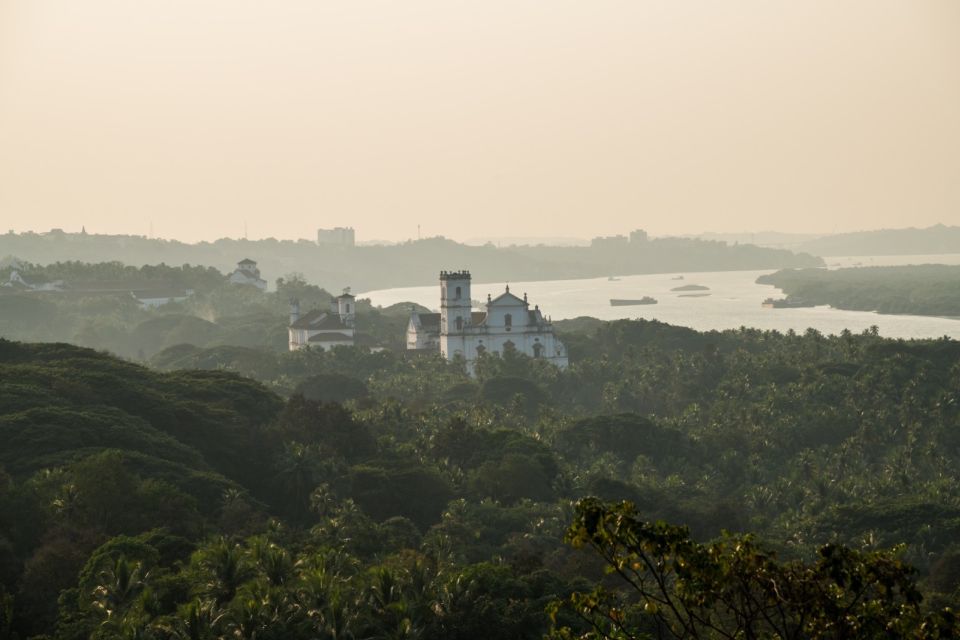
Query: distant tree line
[[759, 264, 960, 316], [0, 230, 822, 292]]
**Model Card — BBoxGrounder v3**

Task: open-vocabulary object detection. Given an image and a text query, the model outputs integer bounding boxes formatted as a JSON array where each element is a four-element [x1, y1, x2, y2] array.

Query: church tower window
[[504, 313, 512, 329]]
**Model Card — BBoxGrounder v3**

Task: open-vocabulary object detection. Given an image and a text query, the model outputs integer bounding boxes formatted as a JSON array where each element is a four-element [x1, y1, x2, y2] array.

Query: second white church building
[[407, 270, 568, 371]]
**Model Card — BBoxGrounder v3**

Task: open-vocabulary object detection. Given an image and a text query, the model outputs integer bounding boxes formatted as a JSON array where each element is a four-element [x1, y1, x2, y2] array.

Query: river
[[360, 254, 960, 340]]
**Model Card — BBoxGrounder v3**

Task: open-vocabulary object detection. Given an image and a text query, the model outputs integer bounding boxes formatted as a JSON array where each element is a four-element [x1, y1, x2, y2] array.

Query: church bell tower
[[440, 270, 471, 335]]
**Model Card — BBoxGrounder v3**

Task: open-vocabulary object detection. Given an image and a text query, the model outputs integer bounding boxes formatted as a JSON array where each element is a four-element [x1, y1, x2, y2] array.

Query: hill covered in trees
[[5, 317, 960, 637], [797, 224, 960, 257], [0, 230, 822, 292]]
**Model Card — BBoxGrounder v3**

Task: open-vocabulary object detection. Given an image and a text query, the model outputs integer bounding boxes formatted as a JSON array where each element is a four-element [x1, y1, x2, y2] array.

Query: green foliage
[[349, 462, 453, 531], [549, 498, 960, 639], [4, 309, 960, 638], [293, 373, 369, 404], [479, 376, 548, 416]]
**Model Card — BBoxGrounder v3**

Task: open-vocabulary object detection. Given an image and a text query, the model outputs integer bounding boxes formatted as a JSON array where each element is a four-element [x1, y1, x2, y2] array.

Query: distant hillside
[[798, 225, 960, 257], [0, 340, 282, 500], [0, 230, 823, 292]]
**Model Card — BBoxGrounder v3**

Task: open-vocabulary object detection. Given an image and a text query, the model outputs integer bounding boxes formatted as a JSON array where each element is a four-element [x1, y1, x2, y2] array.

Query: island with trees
[[758, 265, 960, 317]]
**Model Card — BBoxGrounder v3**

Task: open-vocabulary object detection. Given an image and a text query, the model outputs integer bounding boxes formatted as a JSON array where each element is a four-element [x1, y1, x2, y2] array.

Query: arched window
[[504, 313, 512, 328], [455, 286, 462, 300], [533, 341, 544, 358], [455, 316, 463, 331], [503, 339, 516, 353], [345, 303, 351, 313], [476, 343, 486, 357]]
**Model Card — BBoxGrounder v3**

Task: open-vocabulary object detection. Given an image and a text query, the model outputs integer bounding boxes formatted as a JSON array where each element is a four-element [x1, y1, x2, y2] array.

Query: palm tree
[[160, 599, 226, 640], [191, 538, 254, 604], [248, 537, 294, 587], [274, 442, 322, 518], [51, 481, 81, 524], [364, 567, 425, 640], [309, 483, 338, 518], [91, 555, 150, 621]]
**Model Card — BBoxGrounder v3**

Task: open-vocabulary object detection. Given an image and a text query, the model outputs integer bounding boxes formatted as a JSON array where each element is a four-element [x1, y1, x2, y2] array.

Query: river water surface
[[361, 254, 960, 340]]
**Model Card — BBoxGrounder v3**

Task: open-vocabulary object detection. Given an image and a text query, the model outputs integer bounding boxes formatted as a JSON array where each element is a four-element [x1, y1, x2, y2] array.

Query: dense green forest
[[758, 265, 960, 316], [4, 314, 960, 638], [0, 230, 822, 292]]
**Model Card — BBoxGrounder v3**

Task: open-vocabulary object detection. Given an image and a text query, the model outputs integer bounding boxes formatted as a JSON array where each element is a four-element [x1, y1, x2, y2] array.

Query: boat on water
[[607, 276, 621, 281], [762, 297, 815, 309], [610, 296, 657, 306], [671, 275, 684, 280]]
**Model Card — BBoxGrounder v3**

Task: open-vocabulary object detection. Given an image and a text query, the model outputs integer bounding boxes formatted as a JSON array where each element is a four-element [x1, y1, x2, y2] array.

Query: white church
[[288, 292, 357, 351], [407, 270, 568, 371], [228, 259, 268, 291]]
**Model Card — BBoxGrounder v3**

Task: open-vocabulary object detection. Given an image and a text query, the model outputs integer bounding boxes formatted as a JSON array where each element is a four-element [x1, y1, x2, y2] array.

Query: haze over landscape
[[4, 3, 960, 639], [2, 0, 959, 242]]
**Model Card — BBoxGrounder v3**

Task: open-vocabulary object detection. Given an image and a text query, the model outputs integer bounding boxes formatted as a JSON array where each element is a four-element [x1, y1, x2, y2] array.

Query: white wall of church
[[442, 332, 565, 362], [483, 304, 528, 330]]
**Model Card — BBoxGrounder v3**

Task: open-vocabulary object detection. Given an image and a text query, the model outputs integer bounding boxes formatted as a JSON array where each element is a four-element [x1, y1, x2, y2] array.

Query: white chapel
[[288, 292, 356, 351], [228, 259, 268, 291], [407, 270, 568, 371]]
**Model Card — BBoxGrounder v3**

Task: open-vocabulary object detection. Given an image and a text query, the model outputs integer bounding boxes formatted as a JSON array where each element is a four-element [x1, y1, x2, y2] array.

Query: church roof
[[416, 312, 441, 331], [290, 309, 347, 330], [488, 290, 527, 307], [238, 258, 257, 265], [412, 311, 488, 331], [308, 332, 354, 342]]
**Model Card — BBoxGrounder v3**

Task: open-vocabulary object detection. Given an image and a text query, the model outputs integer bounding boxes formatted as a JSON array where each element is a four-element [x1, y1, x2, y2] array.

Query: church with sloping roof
[[406, 271, 568, 372], [228, 258, 268, 291], [288, 292, 356, 351]]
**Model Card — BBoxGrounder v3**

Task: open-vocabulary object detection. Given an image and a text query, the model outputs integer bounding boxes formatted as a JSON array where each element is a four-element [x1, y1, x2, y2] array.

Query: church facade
[[407, 271, 568, 371], [288, 292, 356, 351]]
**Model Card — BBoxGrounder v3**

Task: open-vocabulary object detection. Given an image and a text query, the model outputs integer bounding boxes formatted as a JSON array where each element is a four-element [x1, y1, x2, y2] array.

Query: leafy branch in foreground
[[548, 498, 960, 640]]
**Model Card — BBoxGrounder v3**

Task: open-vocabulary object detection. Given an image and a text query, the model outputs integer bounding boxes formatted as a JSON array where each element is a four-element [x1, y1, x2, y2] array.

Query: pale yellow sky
[[0, 1, 958, 243]]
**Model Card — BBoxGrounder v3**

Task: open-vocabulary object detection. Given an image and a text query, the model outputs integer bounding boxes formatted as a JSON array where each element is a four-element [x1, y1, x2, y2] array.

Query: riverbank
[[362, 265, 960, 341]]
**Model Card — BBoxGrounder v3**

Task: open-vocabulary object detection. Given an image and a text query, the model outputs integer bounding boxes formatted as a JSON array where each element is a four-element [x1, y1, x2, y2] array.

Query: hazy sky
[[1, 1, 958, 243]]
